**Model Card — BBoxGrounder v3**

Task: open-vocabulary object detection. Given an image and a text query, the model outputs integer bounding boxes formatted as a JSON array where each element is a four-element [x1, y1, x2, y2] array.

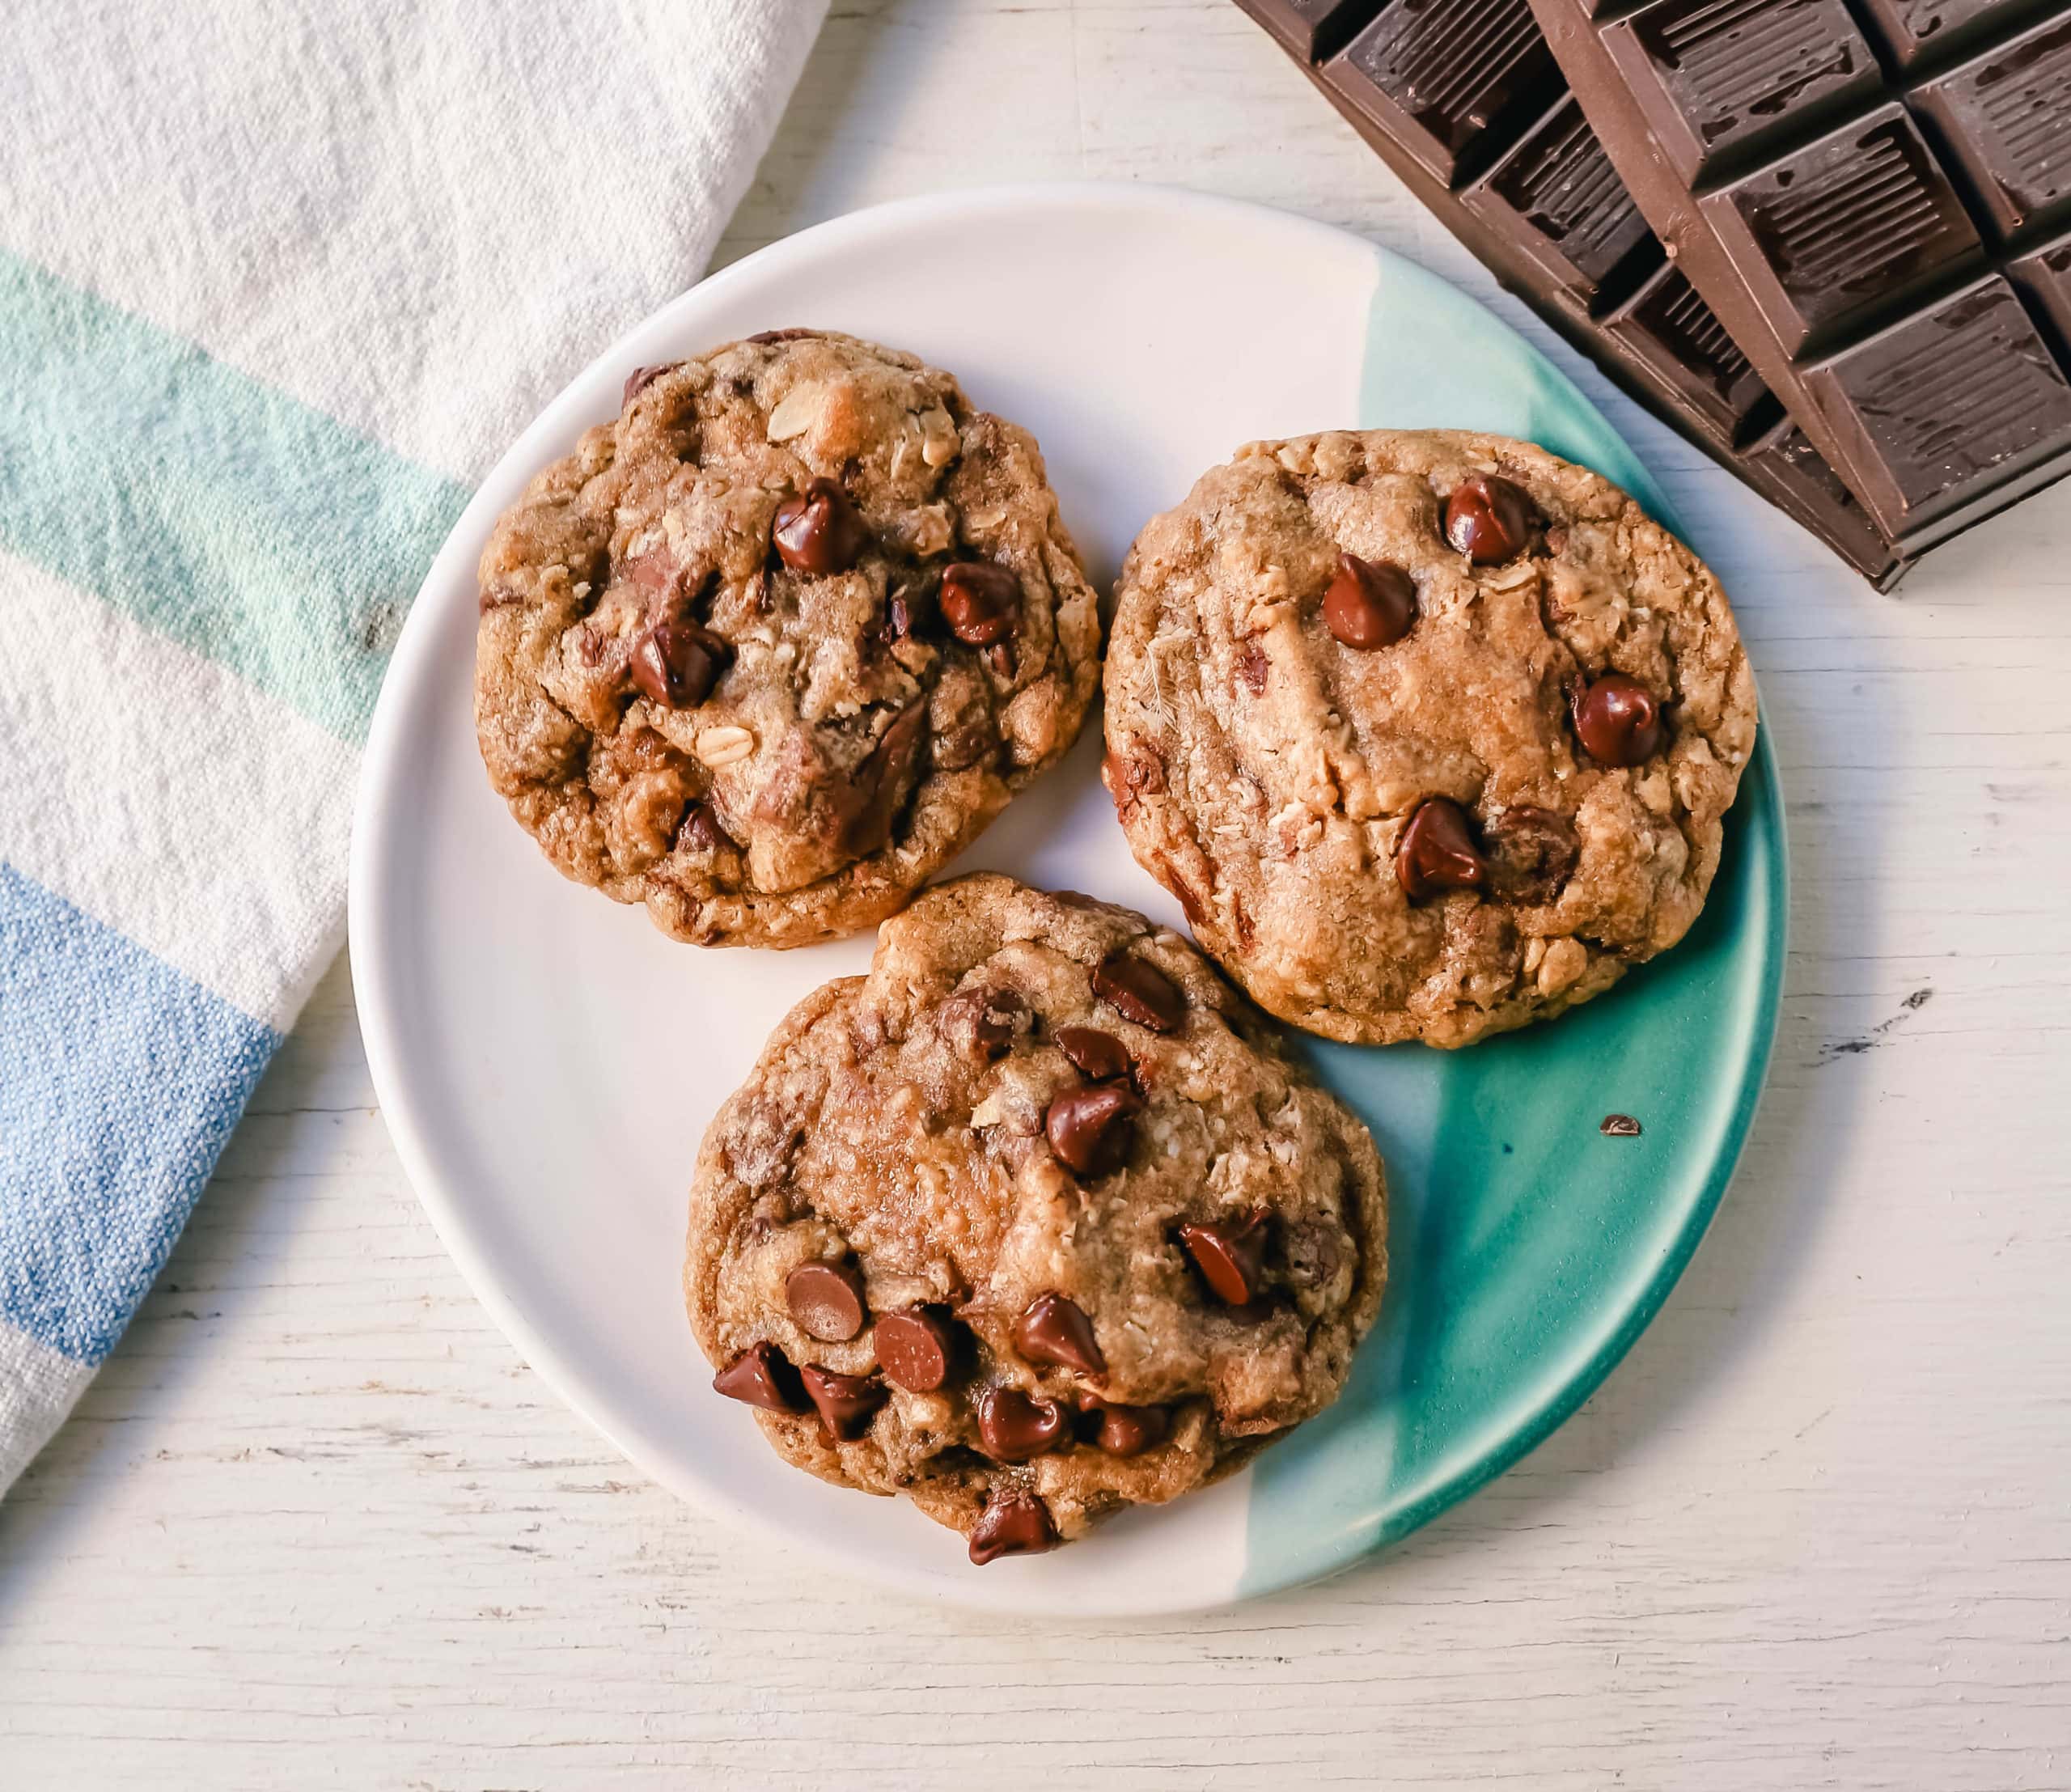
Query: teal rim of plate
[[1237, 245, 1787, 1597]]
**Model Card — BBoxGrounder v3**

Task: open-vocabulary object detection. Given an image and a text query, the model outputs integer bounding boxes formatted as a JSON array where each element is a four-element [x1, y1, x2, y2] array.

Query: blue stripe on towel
[[0, 862, 279, 1364], [0, 248, 470, 745]]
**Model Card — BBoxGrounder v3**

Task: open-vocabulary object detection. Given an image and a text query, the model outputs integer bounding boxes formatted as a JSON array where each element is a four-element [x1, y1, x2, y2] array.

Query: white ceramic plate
[[349, 184, 1781, 1615]]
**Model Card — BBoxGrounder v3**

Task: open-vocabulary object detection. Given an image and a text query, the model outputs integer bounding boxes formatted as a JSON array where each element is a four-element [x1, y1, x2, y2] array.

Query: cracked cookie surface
[[1102, 429, 1759, 1048], [475, 331, 1102, 947], [684, 875, 1387, 1564]]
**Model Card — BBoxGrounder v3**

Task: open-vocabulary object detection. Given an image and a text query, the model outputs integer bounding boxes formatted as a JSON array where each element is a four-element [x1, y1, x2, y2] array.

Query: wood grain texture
[[4, 2, 2069, 1786]]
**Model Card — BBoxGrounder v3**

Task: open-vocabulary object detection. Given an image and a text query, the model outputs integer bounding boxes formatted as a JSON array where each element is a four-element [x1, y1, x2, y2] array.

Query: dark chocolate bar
[[1236, 0, 1908, 584], [1529, 0, 2071, 551]]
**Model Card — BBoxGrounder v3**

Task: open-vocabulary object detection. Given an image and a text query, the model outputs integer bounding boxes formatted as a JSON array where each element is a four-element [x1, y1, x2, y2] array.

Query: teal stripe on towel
[[0, 250, 470, 744]]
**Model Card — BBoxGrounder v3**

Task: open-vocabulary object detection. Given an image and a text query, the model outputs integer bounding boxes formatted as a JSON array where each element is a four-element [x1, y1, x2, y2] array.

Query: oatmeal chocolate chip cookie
[[684, 875, 1387, 1564], [1102, 430, 1759, 1049], [475, 331, 1103, 947]]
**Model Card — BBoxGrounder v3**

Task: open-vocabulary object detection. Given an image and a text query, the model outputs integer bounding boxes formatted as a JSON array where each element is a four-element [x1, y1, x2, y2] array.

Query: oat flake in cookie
[[684, 875, 1387, 1564], [475, 332, 1103, 947], [1103, 430, 1759, 1048]]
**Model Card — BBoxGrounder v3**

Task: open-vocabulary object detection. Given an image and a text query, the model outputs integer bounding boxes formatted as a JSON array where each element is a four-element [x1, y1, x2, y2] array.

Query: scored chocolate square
[[2010, 227, 2071, 344], [1527, 0, 2071, 549], [1235, 0, 1907, 583], [1805, 276, 2071, 532], [1912, 16, 2071, 245], [1703, 107, 1980, 353], [1335, 0, 1562, 180], [1601, 0, 1881, 182]]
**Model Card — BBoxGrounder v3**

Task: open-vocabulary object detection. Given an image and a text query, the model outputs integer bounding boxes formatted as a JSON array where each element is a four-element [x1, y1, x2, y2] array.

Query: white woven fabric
[[0, 0, 828, 1496]]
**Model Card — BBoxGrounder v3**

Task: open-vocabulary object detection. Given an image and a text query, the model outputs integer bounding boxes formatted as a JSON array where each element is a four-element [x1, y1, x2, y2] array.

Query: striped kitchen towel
[[0, 0, 829, 1493]]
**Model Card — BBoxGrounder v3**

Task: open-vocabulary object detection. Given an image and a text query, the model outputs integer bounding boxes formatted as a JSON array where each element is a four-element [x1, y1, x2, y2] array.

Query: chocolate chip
[[748, 328, 819, 344], [835, 704, 929, 858], [1601, 1113, 1643, 1137], [938, 561, 1019, 645], [1078, 1395, 1169, 1457], [1056, 1026, 1130, 1083], [799, 1366, 887, 1441], [1160, 860, 1209, 927], [941, 985, 1027, 1063], [1238, 642, 1269, 694], [1091, 952, 1185, 1033], [622, 362, 680, 406], [772, 477, 870, 576], [1044, 1082, 1142, 1178], [1395, 798, 1490, 903], [976, 1387, 1071, 1462], [968, 1489, 1056, 1564], [1443, 473, 1539, 563], [930, 716, 999, 774], [1323, 552, 1417, 649], [875, 1307, 961, 1392], [883, 577, 936, 642], [629, 618, 731, 710], [1014, 1293, 1107, 1377], [1102, 748, 1166, 823], [1102, 749, 1165, 796], [676, 803, 726, 854], [1177, 1212, 1270, 1306], [786, 1260, 868, 1342], [982, 640, 1015, 679], [1571, 673, 1668, 766], [624, 549, 684, 605], [1486, 805, 1578, 904], [712, 1341, 806, 1413]]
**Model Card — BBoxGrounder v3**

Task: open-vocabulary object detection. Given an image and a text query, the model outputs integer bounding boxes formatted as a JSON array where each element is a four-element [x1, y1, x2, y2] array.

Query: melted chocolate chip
[[1571, 673, 1668, 765], [938, 561, 1019, 645], [875, 1307, 961, 1392], [1323, 552, 1417, 649], [1238, 642, 1269, 694], [883, 577, 936, 642], [835, 704, 929, 858], [1103, 749, 1165, 796], [1395, 798, 1490, 903], [748, 328, 819, 344], [1443, 473, 1539, 563], [629, 619, 731, 710], [1044, 1082, 1141, 1179], [677, 803, 726, 854], [1091, 952, 1185, 1033], [1079, 1395, 1170, 1457], [1014, 1292, 1107, 1377], [624, 549, 685, 605], [941, 985, 1027, 1063], [786, 1260, 868, 1343], [1177, 1212, 1270, 1306], [1486, 805, 1578, 904], [1160, 861, 1209, 928], [968, 1489, 1057, 1565], [1055, 1026, 1130, 1083], [621, 362, 680, 407], [711, 1341, 806, 1413], [1601, 1113, 1643, 1137], [976, 1387, 1071, 1462], [1103, 748, 1167, 823], [772, 477, 870, 576], [799, 1366, 887, 1441]]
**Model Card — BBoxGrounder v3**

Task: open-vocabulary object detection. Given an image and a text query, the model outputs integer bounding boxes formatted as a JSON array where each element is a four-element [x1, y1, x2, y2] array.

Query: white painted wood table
[[4, 3, 2068, 1785]]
